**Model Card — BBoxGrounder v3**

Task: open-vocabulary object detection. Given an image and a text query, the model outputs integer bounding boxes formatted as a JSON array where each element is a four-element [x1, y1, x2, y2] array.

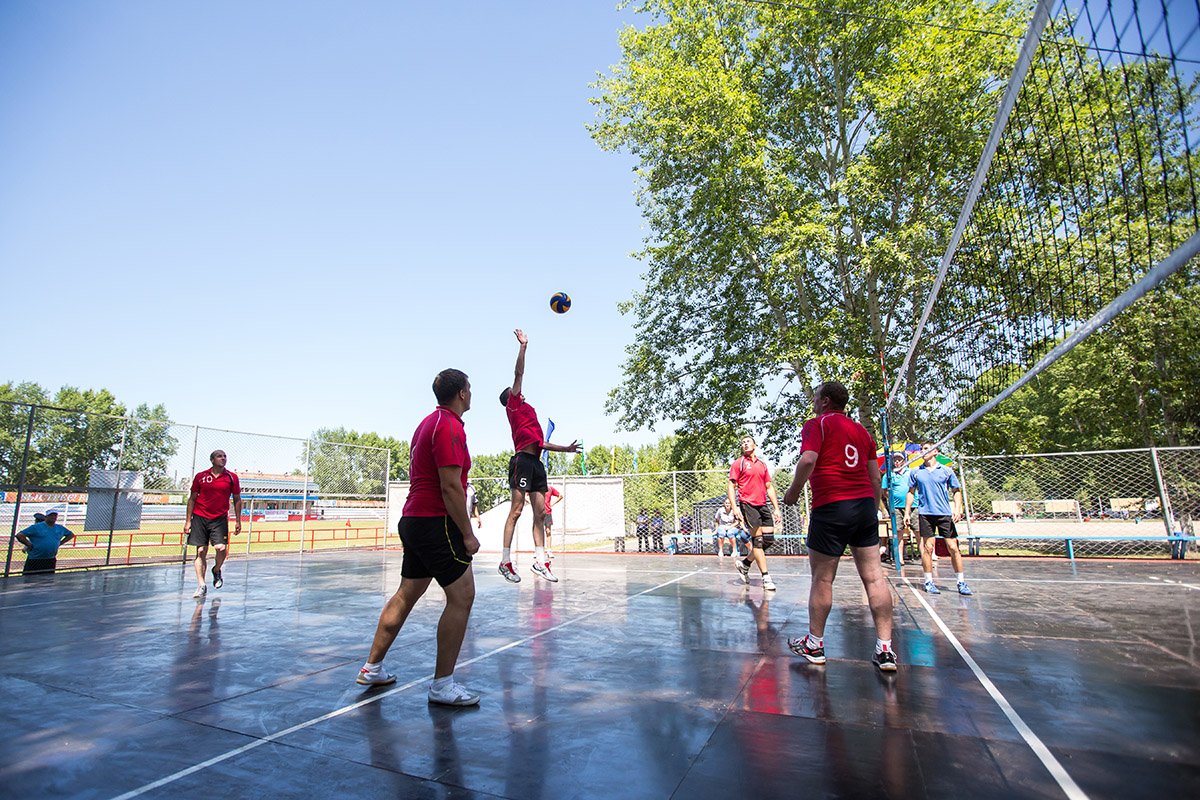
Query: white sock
[[502, 548, 511, 563], [806, 632, 823, 647], [876, 639, 892, 654], [956, 572, 965, 583], [535, 546, 545, 562], [924, 572, 933, 583], [363, 661, 381, 673], [431, 675, 452, 690]]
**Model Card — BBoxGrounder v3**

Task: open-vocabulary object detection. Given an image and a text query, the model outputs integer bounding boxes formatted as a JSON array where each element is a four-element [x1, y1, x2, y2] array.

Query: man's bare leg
[[434, 570, 476, 678], [367, 577, 432, 664], [920, 535, 935, 574], [192, 546, 208, 589], [850, 545, 894, 641], [805, 550, 840, 637], [502, 489, 525, 550], [945, 538, 965, 574], [529, 492, 547, 549]]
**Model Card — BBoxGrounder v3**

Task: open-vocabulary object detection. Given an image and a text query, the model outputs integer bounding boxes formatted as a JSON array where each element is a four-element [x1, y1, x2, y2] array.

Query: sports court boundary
[[107, 567, 707, 800], [900, 577, 1089, 800]]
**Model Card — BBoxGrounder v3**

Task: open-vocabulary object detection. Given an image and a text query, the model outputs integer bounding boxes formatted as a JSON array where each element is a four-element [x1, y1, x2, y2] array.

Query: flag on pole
[[542, 419, 555, 470]]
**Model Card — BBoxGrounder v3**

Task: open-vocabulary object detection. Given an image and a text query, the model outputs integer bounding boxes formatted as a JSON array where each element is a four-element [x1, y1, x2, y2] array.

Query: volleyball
[[550, 292, 571, 313]]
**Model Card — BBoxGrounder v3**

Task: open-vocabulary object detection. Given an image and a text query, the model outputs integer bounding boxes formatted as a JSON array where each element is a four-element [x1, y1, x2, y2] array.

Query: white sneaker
[[531, 561, 559, 582], [735, 559, 750, 584], [498, 562, 521, 583], [762, 575, 777, 591], [546, 549, 555, 560], [192, 586, 206, 599], [356, 666, 396, 687], [428, 679, 480, 706]]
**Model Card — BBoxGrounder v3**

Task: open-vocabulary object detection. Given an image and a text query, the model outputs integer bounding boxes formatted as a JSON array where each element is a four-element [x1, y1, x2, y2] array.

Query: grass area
[[5, 519, 389, 569]]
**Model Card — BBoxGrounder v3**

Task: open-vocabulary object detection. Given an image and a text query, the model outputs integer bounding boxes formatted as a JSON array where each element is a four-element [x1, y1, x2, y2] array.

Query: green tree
[[122, 404, 180, 490], [591, 0, 1023, 461], [308, 427, 404, 496], [960, 277, 1200, 453], [1, 383, 180, 489], [0, 382, 49, 486]]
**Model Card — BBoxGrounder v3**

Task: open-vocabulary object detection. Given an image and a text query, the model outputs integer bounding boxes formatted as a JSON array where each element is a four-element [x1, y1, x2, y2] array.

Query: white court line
[[890, 576, 1200, 589], [109, 568, 706, 800], [901, 577, 1089, 800]]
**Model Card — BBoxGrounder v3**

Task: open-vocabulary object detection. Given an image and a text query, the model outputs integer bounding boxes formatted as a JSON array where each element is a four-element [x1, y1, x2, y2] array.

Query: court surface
[[1, 551, 1198, 799]]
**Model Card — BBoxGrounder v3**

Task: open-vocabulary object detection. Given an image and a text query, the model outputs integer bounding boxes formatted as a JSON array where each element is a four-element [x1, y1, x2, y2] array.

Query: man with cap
[[16, 509, 75, 574], [184, 449, 242, 599], [880, 452, 914, 564]]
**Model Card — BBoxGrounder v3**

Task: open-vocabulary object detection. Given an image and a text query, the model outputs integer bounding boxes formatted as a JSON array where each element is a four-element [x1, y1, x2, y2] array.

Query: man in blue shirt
[[16, 509, 75, 575], [904, 444, 973, 596], [880, 452, 913, 564]]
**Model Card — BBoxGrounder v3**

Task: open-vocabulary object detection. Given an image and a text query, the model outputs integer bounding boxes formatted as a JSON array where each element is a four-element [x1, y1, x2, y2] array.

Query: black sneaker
[[212, 568, 223, 589], [788, 637, 826, 664], [873, 649, 898, 673]]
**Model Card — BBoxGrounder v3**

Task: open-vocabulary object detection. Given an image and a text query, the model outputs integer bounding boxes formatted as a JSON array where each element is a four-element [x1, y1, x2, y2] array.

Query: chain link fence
[[1, 400, 390, 577], [471, 469, 814, 556], [958, 447, 1200, 558], [473, 450, 1199, 561]]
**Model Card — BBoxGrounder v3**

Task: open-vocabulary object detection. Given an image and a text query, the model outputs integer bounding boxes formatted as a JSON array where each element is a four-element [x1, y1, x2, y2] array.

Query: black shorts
[[23, 557, 56, 575], [544, 513, 554, 527], [807, 497, 880, 557], [918, 515, 958, 538], [508, 452, 548, 493], [398, 515, 472, 587], [189, 515, 228, 547], [739, 502, 773, 533]]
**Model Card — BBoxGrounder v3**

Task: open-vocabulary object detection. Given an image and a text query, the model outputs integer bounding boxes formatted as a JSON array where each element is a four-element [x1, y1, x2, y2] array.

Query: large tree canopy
[[592, 0, 1024, 461], [0, 383, 178, 488]]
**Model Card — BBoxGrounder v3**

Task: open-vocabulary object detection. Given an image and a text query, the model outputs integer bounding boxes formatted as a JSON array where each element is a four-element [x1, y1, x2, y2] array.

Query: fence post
[[671, 472, 679, 550], [4, 405, 37, 578], [956, 457, 974, 537], [245, 497, 255, 555], [1150, 447, 1177, 557], [383, 448, 391, 547], [183, 425, 199, 566], [560, 475, 568, 551], [104, 420, 128, 567], [299, 440, 311, 553]]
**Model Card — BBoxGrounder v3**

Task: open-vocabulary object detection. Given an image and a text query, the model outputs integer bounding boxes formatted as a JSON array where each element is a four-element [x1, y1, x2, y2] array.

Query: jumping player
[[782, 381, 898, 672], [729, 436, 781, 591], [357, 368, 482, 706], [497, 329, 580, 583], [184, 450, 241, 599]]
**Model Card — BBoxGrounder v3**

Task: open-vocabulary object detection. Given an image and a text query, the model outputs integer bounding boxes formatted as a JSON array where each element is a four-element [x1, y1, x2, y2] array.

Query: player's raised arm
[[511, 329, 528, 397]]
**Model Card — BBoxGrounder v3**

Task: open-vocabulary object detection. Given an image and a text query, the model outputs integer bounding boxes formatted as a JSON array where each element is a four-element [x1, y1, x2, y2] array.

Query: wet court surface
[[0, 551, 1198, 799]]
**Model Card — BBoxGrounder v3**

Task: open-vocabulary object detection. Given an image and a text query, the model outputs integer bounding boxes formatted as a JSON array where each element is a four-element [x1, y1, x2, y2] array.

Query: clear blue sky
[[0, 0, 668, 457]]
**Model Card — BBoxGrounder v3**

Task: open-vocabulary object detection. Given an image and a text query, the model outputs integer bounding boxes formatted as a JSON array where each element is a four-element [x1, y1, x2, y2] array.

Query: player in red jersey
[[782, 381, 897, 672], [497, 329, 580, 584], [184, 450, 241, 599], [728, 436, 782, 591], [357, 368, 483, 706]]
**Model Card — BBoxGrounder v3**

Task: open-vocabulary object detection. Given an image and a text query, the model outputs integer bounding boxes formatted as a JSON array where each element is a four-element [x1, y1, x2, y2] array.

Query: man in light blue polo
[[880, 452, 913, 564], [16, 509, 75, 575], [904, 444, 972, 596]]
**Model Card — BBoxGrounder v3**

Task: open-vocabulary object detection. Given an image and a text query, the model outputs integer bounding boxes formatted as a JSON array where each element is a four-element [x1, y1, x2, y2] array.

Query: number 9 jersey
[[799, 412, 878, 509]]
